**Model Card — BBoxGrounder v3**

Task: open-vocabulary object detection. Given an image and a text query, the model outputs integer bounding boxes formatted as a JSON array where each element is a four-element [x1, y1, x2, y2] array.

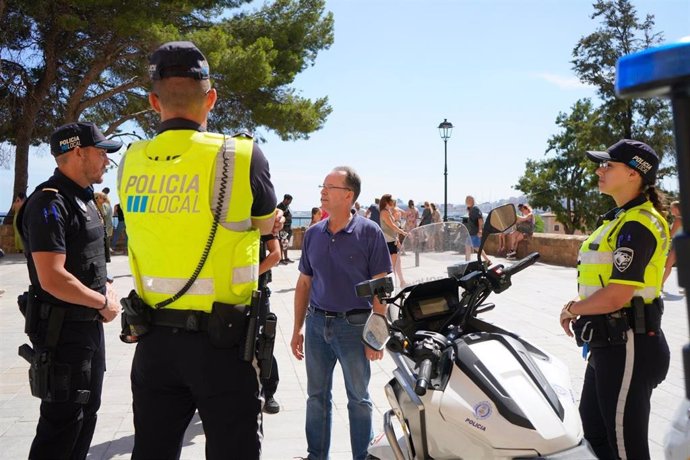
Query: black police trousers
[[131, 325, 262, 460], [261, 356, 279, 398], [29, 320, 105, 460], [579, 329, 669, 459]]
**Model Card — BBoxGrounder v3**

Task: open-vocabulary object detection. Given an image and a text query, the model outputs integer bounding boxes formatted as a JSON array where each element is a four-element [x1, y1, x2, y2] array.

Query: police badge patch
[[613, 247, 634, 272]]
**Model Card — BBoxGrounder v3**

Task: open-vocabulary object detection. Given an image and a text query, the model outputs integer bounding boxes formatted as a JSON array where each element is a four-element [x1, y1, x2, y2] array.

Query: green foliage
[[0, 0, 334, 197], [572, 0, 675, 177], [515, 99, 614, 233], [533, 213, 544, 233], [516, 0, 675, 233]]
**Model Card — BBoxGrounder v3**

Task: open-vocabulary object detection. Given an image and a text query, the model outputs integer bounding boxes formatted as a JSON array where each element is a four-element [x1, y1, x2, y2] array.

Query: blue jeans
[[305, 309, 373, 460], [111, 221, 126, 249]]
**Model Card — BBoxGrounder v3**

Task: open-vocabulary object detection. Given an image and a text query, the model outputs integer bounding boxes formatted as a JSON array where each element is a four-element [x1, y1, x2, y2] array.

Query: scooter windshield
[[397, 222, 472, 292]]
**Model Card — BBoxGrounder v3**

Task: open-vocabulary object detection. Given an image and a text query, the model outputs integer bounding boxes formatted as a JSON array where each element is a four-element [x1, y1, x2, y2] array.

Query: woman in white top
[[380, 194, 407, 287]]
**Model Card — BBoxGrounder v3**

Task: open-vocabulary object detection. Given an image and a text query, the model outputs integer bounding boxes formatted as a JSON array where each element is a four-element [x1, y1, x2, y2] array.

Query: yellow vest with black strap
[[118, 130, 259, 312], [578, 200, 669, 305]]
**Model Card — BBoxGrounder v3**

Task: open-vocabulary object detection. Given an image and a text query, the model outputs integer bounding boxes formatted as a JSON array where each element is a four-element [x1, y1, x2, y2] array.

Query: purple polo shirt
[[299, 214, 392, 312]]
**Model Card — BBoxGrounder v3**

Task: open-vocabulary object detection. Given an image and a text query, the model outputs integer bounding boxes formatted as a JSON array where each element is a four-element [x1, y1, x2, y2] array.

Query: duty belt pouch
[[604, 310, 629, 346], [120, 290, 151, 342], [645, 298, 664, 334], [258, 313, 277, 380], [573, 314, 627, 347], [208, 302, 248, 349], [19, 286, 40, 335]]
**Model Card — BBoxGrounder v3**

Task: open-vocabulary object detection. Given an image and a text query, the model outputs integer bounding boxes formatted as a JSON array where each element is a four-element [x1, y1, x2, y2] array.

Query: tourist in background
[[365, 198, 381, 226], [404, 199, 419, 233], [419, 201, 432, 226], [277, 194, 294, 264], [110, 203, 126, 254], [309, 207, 322, 227], [506, 203, 534, 259], [94, 191, 113, 257], [9, 192, 27, 253], [380, 194, 407, 287]]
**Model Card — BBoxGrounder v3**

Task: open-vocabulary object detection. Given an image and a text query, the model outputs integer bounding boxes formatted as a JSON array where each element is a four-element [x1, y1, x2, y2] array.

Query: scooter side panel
[[433, 338, 581, 457]]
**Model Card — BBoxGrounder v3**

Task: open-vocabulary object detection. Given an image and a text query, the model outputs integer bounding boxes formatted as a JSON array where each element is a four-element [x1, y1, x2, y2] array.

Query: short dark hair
[[102, 187, 110, 194], [332, 166, 361, 204], [283, 194, 293, 201]]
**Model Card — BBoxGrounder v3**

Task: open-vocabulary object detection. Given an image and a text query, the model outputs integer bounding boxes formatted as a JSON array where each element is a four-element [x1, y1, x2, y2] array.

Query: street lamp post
[[438, 119, 453, 222]]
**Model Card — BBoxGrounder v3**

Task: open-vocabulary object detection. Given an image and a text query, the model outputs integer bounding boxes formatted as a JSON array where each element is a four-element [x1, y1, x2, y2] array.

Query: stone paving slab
[[0, 250, 686, 459]]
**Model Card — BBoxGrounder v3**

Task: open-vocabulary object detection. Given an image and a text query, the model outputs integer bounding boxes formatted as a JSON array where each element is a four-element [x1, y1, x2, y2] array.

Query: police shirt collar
[[51, 168, 94, 202], [157, 118, 206, 134], [603, 194, 647, 220]]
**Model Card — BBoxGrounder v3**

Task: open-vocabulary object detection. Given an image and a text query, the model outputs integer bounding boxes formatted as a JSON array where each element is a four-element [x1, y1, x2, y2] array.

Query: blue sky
[[1, 0, 688, 213]]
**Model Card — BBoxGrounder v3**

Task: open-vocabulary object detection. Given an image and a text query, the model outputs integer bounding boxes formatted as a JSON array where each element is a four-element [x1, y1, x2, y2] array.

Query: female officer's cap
[[586, 139, 659, 185], [148, 41, 210, 80]]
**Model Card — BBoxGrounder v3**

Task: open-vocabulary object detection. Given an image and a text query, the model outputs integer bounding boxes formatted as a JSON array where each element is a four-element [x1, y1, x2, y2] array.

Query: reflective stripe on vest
[[577, 201, 669, 305], [118, 131, 259, 312]]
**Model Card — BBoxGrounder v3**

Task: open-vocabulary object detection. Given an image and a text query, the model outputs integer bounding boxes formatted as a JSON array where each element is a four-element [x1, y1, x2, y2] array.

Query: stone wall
[[483, 232, 586, 267], [0, 224, 18, 255], [3, 223, 586, 268]]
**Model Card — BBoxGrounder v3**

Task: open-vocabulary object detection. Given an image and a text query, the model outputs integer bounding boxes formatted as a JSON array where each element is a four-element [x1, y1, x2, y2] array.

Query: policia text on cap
[[559, 139, 670, 460], [117, 41, 279, 459], [16, 121, 123, 459]]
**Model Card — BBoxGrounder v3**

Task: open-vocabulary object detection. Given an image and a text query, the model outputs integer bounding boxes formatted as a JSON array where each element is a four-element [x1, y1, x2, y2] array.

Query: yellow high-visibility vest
[[118, 130, 259, 311], [578, 200, 669, 305]]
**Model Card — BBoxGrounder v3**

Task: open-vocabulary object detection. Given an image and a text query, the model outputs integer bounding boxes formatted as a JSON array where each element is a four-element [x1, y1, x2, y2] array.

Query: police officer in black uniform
[[560, 140, 670, 459], [17, 122, 122, 459], [259, 233, 281, 414]]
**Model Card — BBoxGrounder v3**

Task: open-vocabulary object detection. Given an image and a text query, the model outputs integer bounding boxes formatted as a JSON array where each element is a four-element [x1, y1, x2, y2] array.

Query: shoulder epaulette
[[232, 131, 253, 139], [41, 187, 59, 193]]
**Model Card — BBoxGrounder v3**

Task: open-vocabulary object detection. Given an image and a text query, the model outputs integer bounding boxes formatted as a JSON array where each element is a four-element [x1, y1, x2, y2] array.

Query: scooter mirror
[[477, 204, 518, 262], [362, 312, 390, 351], [487, 204, 518, 233]]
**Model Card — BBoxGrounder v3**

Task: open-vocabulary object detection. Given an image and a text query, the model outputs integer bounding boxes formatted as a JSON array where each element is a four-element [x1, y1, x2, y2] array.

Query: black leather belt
[[39, 303, 100, 322], [150, 309, 210, 332], [312, 307, 371, 318]]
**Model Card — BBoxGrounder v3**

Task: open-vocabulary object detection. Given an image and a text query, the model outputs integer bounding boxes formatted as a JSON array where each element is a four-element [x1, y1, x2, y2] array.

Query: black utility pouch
[[20, 286, 40, 335], [208, 302, 248, 349], [24, 350, 71, 402], [645, 298, 664, 334], [605, 310, 630, 345], [258, 313, 277, 379], [120, 290, 151, 343]]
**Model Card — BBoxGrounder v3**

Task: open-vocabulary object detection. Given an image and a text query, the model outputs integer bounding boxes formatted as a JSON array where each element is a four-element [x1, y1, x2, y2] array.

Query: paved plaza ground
[[0, 250, 687, 459]]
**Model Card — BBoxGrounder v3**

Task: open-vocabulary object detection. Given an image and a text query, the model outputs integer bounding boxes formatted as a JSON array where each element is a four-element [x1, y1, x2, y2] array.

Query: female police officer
[[560, 139, 670, 459]]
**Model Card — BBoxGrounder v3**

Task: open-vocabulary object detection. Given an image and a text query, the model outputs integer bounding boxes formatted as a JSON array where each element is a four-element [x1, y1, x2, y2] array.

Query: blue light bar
[[616, 37, 690, 99]]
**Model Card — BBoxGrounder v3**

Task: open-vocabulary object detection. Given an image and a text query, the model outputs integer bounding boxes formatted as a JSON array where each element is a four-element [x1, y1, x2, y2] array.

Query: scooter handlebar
[[502, 252, 540, 278], [415, 359, 433, 396]]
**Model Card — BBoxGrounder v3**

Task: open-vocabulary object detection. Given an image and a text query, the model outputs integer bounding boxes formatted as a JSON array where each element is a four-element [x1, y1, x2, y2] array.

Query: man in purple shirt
[[291, 166, 392, 460]]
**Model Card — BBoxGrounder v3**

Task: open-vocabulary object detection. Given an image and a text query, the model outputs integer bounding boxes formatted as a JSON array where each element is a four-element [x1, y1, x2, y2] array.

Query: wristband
[[98, 294, 108, 310]]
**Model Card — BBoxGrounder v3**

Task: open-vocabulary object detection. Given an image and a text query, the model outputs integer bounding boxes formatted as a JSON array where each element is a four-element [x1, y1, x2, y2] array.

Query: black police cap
[[148, 41, 210, 81]]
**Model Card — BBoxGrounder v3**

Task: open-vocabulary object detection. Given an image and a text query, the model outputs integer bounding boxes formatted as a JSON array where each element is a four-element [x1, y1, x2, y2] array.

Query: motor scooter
[[358, 204, 595, 459]]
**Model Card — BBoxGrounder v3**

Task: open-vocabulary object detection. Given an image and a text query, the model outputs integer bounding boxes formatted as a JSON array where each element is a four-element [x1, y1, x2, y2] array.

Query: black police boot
[[263, 396, 280, 414]]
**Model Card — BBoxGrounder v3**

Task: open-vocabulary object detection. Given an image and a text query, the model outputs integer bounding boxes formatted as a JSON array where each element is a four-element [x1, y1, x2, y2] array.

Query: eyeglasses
[[598, 161, 616, 170], [318, 184, 351, 192]]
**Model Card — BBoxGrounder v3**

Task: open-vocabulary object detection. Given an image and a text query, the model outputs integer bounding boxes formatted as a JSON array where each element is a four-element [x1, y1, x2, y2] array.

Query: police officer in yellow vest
[[118, 41, 277, 459], [560, 139, 670, 460]]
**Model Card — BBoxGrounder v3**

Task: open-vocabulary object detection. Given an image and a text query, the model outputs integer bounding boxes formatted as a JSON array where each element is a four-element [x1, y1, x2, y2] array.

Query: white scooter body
[[369, 326, 586, 459], [363, 218, 593, 459]]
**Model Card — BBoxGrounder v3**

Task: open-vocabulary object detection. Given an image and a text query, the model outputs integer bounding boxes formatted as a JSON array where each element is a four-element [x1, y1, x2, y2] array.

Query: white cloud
[[533, 72, 593, 90]]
